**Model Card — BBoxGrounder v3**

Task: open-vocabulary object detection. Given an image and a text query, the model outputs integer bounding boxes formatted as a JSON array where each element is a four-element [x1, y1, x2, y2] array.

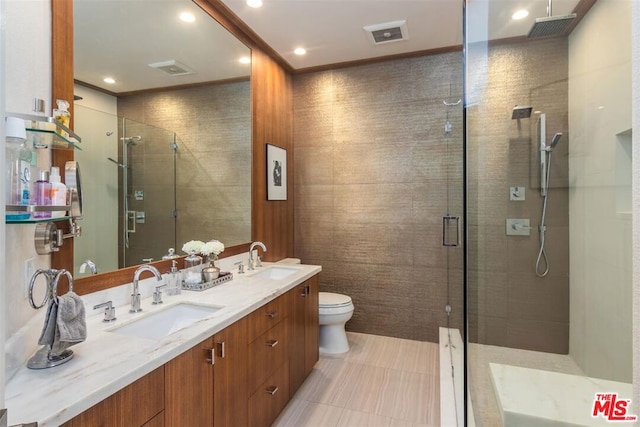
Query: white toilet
[[319, 292, 354, 354]]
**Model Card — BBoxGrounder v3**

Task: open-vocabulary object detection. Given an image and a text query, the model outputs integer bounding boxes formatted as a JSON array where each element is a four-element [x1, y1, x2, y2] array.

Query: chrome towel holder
[[27, 268, 76, 369], [28, 268, 74, 309]]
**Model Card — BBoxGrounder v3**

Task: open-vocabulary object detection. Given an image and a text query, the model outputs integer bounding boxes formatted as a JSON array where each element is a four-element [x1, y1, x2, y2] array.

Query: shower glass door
[[120, 118, 177, 267], [464, 0, 633, 425]]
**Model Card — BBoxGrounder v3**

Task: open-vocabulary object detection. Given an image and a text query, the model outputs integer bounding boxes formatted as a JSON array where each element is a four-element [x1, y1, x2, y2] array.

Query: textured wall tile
[[292, 41, 569, 352]]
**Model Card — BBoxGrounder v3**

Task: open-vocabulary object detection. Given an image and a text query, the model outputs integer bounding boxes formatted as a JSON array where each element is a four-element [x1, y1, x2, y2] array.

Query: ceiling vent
[[147, 60, 195, 76], [363, 20, 409, 45]]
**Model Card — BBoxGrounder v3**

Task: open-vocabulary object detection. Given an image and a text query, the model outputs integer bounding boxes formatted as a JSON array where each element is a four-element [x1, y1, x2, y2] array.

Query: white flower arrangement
[[201, 240, 225, 256], [182, 240, 205, 254]]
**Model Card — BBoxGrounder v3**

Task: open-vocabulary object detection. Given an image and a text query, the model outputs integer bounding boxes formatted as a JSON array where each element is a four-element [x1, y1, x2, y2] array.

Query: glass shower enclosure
[[74, 106, 178, 273], [464, 0, 633, 425]]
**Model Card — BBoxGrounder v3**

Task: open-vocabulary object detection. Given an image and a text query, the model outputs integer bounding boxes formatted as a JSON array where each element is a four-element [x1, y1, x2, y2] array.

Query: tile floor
[[274, 332, 441, 427]]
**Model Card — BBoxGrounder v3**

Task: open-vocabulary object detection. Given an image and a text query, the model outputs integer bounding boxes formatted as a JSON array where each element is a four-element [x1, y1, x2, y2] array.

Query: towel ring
[[28, 269, 58, 309], [28, 269, 74, 309], [52, 269, 74, 297]]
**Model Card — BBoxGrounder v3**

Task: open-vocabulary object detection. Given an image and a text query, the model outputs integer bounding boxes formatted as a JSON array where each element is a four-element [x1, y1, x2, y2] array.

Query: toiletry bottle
[[49, 166, 67, 218], [53, 99, 71, 138], [5, 120, 31, 221], [32, 170, 52, 219]]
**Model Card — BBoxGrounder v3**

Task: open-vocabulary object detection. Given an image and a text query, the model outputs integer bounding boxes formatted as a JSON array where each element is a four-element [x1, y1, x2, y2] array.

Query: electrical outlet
[[24, 258, 35, 298]]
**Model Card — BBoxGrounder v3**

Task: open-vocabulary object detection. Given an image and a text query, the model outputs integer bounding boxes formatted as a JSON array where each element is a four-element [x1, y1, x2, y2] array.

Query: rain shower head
[[528, 0, 576, 38], [512, 106, 533, 119], [549, 132, 562, 149], [528, 14, 577, 38]]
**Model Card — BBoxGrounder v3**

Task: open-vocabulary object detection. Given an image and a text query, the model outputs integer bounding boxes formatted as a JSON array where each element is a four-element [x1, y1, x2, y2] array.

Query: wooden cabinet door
[[164, 337, 214, 427], [62, 366, 164, 427], [304, 275, 320, 374], [288, 282, 307, 395], [213, 317, 249, 427], [62, 394, 119, 427], [289, 274, 320, 395]]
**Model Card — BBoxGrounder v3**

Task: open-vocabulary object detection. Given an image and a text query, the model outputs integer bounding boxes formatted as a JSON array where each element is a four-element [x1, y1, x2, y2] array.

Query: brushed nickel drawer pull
[[265, 310, 278, 319], [205, 348, 215, 365], [266, 339, 279, 348], [217, 341, 226, 358], [265, 386, 279, 395]]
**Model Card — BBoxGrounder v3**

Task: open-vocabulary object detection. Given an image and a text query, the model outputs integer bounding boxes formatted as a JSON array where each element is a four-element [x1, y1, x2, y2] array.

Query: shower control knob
[[506, 219, 531, 236]]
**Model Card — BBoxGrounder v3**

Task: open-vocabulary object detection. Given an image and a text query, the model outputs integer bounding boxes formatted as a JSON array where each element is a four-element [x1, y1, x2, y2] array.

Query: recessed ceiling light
[[103, 77, 116, 84], [512, 9, 529, 20], [179, 12, 196, 23], [247, 0, 262, 8], [239, 56, 251, 64], [294, 47, 306, 56]]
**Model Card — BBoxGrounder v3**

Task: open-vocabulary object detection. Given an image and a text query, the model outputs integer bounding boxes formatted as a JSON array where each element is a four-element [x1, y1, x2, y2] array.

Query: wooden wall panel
[[251, 49, 294, 261], [51, 0, 75, 272]]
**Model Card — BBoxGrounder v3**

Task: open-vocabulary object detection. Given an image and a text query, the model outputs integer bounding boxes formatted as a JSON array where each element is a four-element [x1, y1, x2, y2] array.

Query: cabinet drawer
[[247, 293, 289, 342], [248, 319, 288, 392], [248, 361, 290, 427]]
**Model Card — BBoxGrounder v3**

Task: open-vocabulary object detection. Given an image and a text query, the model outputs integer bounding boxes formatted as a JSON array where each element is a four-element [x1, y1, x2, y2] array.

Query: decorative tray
[[181, 272, 233, 291]]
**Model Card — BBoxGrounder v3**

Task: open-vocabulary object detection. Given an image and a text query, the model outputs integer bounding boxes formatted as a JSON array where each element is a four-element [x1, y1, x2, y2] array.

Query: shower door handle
[[126, 210, 136, 234], [442, 215, 460, 247]]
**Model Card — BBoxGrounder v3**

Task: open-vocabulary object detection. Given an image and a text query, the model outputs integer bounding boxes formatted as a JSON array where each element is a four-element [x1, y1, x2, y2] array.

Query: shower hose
[[535, 149, 553, 277]]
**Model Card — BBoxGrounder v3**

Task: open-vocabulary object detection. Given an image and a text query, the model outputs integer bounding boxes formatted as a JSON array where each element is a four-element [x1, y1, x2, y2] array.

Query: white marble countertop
[[5, 259, 321, 426]]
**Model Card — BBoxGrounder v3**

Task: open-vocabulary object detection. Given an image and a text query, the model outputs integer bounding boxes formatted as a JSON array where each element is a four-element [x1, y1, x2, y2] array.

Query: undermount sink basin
[[109, 303, 223, 341], [249, 266, 300, 280]]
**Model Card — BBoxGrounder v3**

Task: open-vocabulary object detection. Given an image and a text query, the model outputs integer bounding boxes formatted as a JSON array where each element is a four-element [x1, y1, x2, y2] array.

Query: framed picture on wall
[[266, 143, 287, 200]]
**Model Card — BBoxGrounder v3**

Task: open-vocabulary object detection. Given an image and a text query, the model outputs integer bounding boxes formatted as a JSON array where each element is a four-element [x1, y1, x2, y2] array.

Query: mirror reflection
[[73, 0, 252, 276]]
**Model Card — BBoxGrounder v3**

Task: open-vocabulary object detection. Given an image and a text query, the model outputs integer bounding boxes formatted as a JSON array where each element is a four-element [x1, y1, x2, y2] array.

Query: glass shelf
[[5, 215, 73, 224], [26, 128, 82, 151], [7, 112, 82, 150], [5, 204, 72, 224]]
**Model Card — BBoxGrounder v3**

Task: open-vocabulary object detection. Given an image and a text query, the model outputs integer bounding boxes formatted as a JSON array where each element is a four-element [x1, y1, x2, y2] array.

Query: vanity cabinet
[[289, 275, 319, 395], [61, 366, 164, 427], [59, 273, 320, 427]]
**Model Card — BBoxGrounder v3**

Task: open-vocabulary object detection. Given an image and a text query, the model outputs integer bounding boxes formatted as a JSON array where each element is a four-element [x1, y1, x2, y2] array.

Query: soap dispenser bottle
[[166, 260, 181, 295]]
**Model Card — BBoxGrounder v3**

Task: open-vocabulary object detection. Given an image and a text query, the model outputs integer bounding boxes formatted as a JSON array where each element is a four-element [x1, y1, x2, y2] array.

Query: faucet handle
[[256, 255, 262, 268], [153, 284, 167, 305], [234, 261, 245, 274], [93, 301, 117, 322]]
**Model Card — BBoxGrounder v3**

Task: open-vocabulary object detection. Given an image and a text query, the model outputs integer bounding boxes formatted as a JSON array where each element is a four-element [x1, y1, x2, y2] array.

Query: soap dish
[[181, 272, 233, 291]]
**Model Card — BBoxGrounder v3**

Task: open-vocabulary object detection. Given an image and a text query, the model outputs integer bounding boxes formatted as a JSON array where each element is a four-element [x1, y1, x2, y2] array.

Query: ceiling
[[221, 0, 582, 70], [74, 0, 582, 93]]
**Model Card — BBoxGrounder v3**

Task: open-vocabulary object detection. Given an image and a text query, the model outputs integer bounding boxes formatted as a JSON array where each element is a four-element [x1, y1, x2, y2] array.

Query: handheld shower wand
[[536, 115, 563, 277]]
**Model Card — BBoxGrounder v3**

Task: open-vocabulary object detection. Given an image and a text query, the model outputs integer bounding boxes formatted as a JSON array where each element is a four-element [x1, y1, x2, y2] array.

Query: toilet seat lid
[[319, 292, 352, 308]]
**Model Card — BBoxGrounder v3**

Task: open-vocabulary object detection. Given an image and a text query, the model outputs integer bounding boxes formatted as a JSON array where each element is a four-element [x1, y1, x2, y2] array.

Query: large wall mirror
[[64, 0, 252, 287]]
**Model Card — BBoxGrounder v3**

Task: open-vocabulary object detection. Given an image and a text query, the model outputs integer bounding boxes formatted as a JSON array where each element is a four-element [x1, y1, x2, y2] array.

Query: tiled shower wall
[[293, 38, 570, 350], [467, 38, 570, 353], [118, 81, 251, 263], [293, 54, 465, 342]]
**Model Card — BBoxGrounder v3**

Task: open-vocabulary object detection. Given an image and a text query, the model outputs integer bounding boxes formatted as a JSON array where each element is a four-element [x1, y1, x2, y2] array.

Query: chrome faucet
[[130, 265, 162, 313], [248, 241, 267, 270], [79, 259, 98, 275]]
